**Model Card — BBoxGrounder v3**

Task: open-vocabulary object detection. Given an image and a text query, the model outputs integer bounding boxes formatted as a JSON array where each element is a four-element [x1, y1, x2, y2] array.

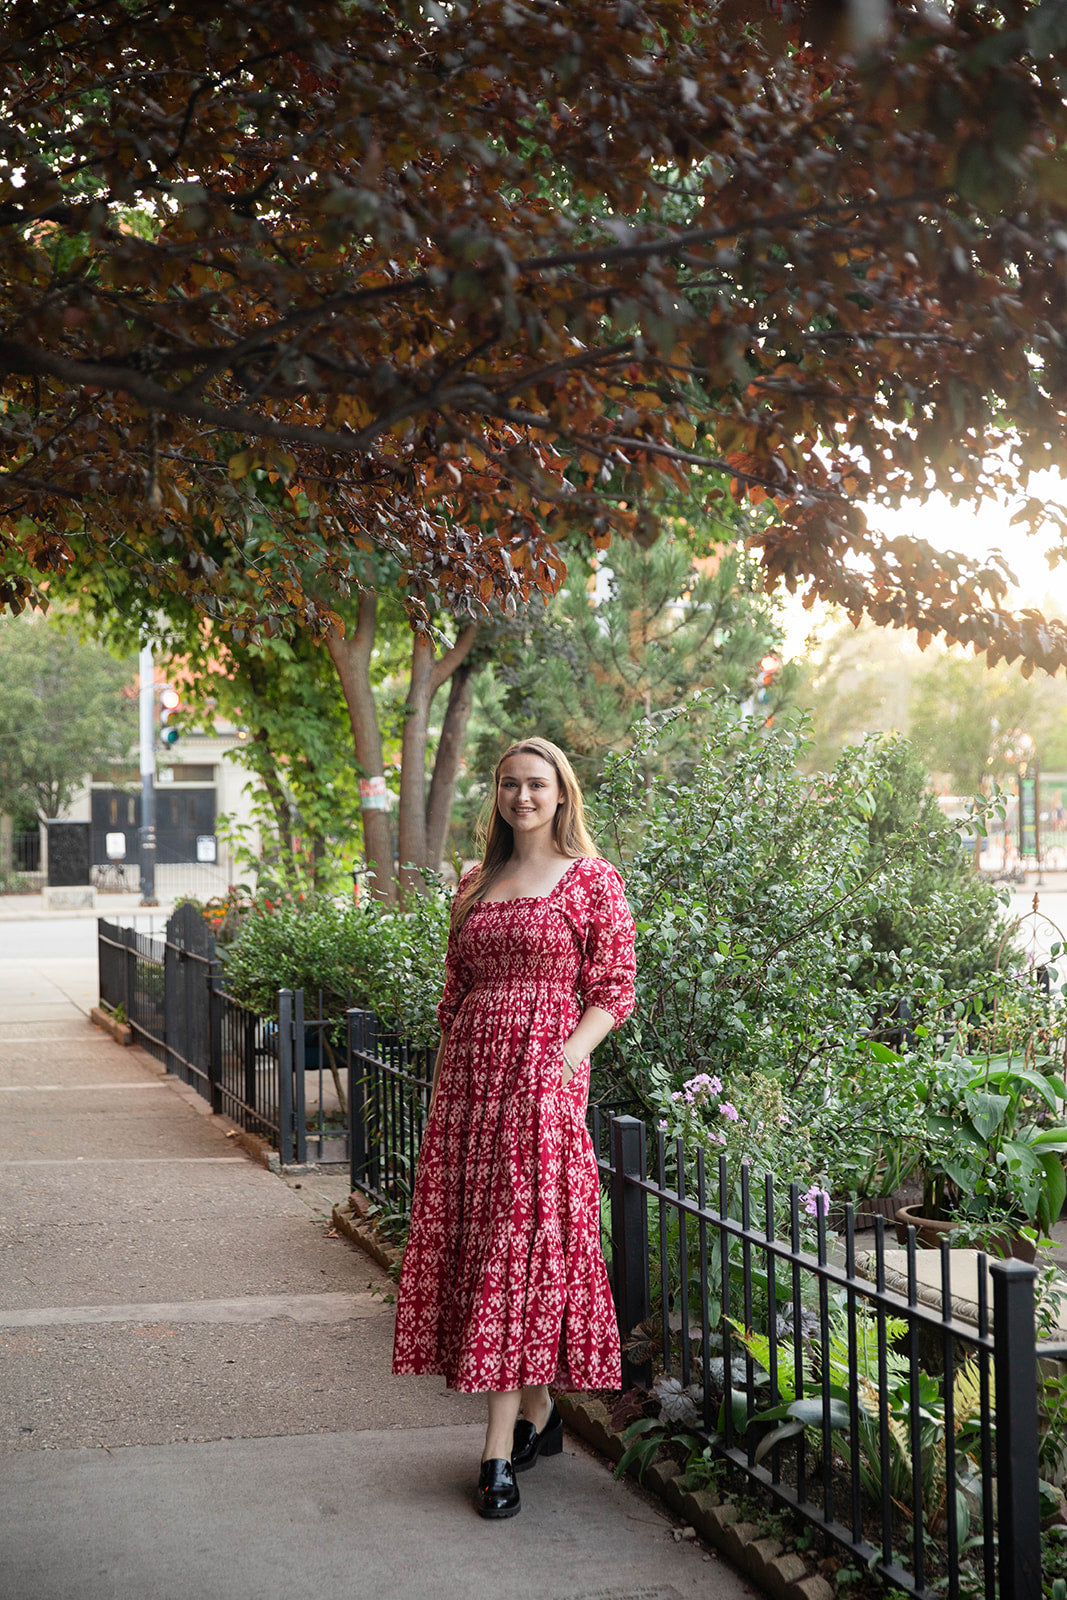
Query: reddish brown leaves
[[1, 2, 1067, 669]]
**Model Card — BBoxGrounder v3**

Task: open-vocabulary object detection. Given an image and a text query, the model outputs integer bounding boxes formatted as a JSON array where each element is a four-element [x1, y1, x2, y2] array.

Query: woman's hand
[[561, 1005, 616, 1089]]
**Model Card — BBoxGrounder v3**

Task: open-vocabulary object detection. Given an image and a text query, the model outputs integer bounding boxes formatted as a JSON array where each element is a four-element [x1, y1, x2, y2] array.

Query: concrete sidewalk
[[0, 940, 754, 1600]]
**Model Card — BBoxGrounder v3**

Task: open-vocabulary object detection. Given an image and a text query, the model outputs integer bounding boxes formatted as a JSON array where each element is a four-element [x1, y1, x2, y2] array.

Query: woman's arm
[[565, 860, 637, 1088], [561, 1005, 616, 1088]]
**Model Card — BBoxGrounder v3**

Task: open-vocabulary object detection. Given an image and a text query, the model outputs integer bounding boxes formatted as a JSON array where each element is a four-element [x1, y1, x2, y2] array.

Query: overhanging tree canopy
[[4, 0, 1067, 669]]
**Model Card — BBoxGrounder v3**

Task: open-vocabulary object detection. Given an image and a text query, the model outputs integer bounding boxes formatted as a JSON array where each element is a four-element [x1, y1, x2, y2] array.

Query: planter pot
[[894, 1203, 1037, 1263]]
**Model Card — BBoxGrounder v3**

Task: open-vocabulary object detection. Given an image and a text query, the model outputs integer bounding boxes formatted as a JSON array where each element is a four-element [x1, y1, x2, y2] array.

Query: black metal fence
[[347, 1008, 434, 1206], [99, 909, 305, 1161], [99, 909, 370, 1166], [592, 1111, 1044, 1600], [12, 830, 40, 872]]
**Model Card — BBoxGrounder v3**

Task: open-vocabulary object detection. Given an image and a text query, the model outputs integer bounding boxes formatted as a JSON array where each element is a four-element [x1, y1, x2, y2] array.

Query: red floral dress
[[391, 855, 636, 1395]]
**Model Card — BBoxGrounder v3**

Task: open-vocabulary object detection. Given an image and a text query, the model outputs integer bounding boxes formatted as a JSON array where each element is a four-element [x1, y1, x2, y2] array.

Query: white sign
[[196, 835, 217, 863], [105, 832, 126, 861], [359, 775, 391, 812]]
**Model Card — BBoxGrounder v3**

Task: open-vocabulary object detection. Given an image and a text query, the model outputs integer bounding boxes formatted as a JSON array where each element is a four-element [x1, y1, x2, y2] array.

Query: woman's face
[[496, 751, 562, 842]]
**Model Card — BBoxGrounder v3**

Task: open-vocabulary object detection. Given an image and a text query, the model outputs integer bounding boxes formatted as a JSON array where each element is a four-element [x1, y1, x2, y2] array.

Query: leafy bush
[[591, 706, 1014, 1206], [220, 888, 450, 1046], [836, 733, 1005, 998], [595, 708, 876, 1111]]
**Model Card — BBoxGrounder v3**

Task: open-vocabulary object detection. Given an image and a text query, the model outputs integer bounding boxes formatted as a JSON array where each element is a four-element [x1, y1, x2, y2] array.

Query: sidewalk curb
[[89, 1005, 134, 1046], [331, 1201, 403, 1275], [229, 1124, 282, 1173]]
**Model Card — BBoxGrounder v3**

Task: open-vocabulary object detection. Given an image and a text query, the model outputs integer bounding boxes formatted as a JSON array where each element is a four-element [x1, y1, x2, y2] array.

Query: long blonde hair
[[452, 738, 598, 930]]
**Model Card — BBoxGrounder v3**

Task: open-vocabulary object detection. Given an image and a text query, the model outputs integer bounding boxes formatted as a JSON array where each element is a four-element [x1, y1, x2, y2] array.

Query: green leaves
[[0, 611, 138, 820], [221, 888, 451, 1044]]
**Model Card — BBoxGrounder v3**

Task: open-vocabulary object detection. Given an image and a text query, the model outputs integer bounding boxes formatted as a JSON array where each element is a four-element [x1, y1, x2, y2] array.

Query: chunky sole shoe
[[512, 1403, 564, 1472], [477, 1457, 521, 1518]]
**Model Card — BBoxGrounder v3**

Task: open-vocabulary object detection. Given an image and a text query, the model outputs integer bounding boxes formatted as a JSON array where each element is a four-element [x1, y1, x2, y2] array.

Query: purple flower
[[719, 1102, 739, 1122], [681, 1072, 724, 1102], [801, 1184, 831, 1218], [658, 1119, 668, 1131]]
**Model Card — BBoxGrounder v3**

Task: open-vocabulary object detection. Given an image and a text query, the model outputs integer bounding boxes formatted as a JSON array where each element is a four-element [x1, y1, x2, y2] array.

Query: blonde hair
[[452, 737, 598, 929]]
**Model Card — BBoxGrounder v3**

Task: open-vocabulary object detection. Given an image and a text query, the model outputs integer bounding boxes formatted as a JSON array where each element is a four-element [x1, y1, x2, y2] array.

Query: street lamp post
[[138, 644, 157, 905], [1012, 732, 1041, 886]]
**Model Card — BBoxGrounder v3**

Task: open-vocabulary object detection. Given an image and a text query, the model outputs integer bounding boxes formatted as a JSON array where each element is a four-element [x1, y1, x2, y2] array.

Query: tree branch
[[428, 623, 478, 696]]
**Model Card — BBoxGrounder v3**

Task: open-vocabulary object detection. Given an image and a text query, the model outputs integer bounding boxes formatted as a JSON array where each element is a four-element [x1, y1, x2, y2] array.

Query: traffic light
[[159, 685, 181, 746], [756, 654, 780, 703]]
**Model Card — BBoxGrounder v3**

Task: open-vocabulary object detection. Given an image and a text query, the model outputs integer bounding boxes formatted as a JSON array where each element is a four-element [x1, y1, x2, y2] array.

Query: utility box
[[45, 821, 95, 907]]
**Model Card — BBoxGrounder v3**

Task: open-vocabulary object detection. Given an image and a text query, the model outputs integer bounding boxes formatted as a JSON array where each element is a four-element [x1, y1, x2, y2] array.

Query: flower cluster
[[801, 1183, 831, 1218], [671, 1071, 723, 1106], [668, 1072, 743, 1146], [657, 1069, 828, 1234]]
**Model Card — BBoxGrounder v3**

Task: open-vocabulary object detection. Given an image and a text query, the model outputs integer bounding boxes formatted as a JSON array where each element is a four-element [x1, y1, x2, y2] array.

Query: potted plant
[[895, 1047, 1067, 1259]]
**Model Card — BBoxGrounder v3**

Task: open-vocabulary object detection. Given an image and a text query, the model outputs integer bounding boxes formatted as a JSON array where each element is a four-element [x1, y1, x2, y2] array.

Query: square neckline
[[474, 856, 583, 908]]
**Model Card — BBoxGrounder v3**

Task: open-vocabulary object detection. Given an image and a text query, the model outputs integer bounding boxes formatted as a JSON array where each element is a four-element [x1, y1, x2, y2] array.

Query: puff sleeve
[[436, 870, 476, 1035], [578, 860, 637, 1027]]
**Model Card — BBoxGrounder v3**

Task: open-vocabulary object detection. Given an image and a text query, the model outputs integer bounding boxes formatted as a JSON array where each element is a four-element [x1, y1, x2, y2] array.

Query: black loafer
[[512, 1402, 563, 1472], [476, 1457, 520, 1518]]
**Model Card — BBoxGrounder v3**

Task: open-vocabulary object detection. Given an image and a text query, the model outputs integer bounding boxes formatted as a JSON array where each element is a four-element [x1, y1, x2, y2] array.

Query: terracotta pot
[[894, 1203, 1037, 1263]]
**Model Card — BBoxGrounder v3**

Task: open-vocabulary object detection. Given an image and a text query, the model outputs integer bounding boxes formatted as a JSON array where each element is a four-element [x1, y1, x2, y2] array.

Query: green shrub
[[594, 707, 876, 1112], [591, 706, 1016, 1206], [835, 733, 1005, 998], [220, 888, 450, 1047]]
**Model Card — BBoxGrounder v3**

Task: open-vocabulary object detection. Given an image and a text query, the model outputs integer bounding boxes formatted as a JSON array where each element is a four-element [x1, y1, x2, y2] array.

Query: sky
[[780, 472, 1067, 659]]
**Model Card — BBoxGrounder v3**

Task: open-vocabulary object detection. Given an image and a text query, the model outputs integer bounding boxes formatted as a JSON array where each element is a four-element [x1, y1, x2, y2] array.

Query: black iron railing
[[12, 830, 40, 873], [98, 920, 167, 1050], [99, 912, 298, 1158], [592, 1111, 1042, 1600], [346, 1008, 434, 1207]]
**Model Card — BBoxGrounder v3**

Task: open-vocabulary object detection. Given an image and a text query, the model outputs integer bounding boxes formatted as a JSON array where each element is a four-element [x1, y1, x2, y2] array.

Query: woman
[[391, 738, 636, 1519]]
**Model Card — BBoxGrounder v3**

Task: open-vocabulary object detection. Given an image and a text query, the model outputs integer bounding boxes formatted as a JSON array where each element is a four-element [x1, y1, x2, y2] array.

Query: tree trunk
[[325, 594, 396, 905], [251, 727, 296, 861], [397, 625, 478, 900], [426, 658, 476, 871], [397, 634, 434, 899]]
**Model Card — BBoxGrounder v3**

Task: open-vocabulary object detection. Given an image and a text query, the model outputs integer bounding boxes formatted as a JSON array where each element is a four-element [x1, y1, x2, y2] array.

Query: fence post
[[278, 990, 294, 1167], [124, 925, 134, 1030], [992, 1257, 1042, 1600], [207, 959, 223, 1115], [360, 1011, 381, 1192], [293, 988, 307, 1166], [610, 1115, 652, 1388], [348, 1009, 369, 1192]]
